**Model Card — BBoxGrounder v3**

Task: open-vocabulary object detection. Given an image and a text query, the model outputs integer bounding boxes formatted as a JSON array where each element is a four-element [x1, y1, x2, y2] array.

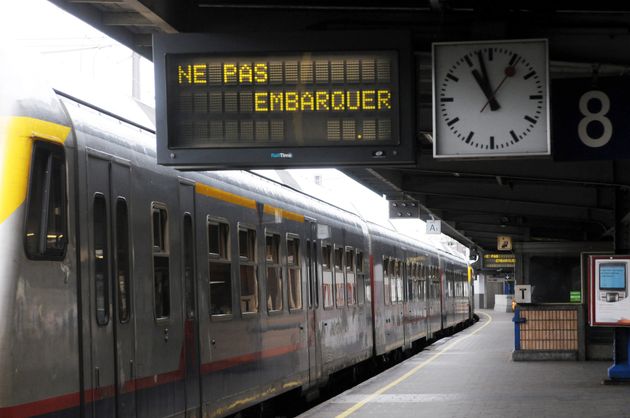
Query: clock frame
[[432, 39, 550, 159]]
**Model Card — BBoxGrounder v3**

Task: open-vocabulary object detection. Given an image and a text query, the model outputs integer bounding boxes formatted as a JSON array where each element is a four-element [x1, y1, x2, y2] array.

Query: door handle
[[163, 328, 169, 342]]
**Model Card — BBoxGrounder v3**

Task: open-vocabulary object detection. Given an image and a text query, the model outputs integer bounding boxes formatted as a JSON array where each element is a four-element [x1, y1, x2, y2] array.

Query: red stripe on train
[[0, 342, 300, 418], [201, 343, 301, 374], [0, 392, 79, 418]]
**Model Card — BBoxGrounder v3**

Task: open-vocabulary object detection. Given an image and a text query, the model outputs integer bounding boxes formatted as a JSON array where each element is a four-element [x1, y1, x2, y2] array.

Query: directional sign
[[552, 76, 630, 160], [426, 220, 441, 234], [497, 235, 512, 251], [515, 285, 532, 303]]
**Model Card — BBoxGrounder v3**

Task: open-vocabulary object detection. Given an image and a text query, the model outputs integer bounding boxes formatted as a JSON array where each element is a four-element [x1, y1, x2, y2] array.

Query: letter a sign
[[426, 220, 441, 235]]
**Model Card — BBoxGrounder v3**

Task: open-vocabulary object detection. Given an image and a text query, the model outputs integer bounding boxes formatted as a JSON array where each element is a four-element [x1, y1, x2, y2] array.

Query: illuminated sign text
[[165, 52, 399, 148]]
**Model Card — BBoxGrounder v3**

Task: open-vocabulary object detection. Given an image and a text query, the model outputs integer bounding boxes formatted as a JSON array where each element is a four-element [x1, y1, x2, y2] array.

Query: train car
[[0, 50, 472, 418]]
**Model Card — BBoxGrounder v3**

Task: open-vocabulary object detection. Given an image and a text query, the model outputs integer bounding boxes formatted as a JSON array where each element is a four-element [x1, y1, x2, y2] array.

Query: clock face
[[433, 39, 549, 158]]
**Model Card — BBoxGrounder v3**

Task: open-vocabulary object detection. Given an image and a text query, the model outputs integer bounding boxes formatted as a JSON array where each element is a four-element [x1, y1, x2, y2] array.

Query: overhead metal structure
[[48, 0, 630, 252]]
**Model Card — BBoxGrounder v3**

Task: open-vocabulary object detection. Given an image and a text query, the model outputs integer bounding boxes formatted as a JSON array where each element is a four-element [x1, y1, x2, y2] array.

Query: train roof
[[52, 85, 467, 266]]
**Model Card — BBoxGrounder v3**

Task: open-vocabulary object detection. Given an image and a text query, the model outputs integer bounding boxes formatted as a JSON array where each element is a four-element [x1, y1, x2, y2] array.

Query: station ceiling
[[49, 0, 630, 252]]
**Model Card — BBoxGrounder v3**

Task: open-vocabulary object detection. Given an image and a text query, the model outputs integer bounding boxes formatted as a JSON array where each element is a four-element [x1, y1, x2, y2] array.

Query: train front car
[[0, 51, 81, 418]]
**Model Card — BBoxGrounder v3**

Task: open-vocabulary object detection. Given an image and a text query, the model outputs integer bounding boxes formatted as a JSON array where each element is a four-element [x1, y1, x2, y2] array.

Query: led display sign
[[482, 253, 516, 269], [154, 32, 414, 169]]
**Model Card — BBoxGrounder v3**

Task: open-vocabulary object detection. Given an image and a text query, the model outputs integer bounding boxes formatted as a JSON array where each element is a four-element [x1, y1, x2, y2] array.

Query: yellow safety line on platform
[[335, 311, 493, 418]]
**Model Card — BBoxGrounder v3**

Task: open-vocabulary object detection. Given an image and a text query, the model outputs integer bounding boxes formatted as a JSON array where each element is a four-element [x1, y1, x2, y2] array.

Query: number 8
[[578, 90, 612, 148]]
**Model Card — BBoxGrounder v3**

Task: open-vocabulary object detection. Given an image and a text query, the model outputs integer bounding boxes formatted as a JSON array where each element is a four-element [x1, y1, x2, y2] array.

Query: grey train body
[[0, 55, 472, 418]]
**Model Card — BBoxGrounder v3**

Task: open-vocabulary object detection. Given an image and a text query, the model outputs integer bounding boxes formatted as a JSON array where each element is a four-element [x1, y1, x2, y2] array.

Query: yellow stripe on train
[[263, 204, 305, 223], [194, 182, 305, 223], [195, 182, 257, 209], [0, 117, 70, 225]]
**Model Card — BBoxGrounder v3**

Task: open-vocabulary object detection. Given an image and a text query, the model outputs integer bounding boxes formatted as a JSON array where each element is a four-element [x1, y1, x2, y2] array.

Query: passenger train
[[0, 51, 472, 418]]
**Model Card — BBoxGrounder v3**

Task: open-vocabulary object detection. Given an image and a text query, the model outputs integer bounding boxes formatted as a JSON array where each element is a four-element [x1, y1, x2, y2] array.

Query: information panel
[[482, 253, 516, 269], [589, 255, 630, 327], [154, 32, 414, 169]]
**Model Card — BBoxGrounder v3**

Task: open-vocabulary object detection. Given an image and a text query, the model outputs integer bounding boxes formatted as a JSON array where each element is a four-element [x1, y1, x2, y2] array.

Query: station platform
[[299, 310, 629, 418]]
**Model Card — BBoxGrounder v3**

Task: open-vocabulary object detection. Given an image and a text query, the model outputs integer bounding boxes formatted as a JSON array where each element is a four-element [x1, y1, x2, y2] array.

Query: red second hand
[[480, 65, 516, 113]]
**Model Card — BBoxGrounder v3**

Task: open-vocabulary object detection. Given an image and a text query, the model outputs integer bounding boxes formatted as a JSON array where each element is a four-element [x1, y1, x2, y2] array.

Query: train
[[0, 50, 473, 418]]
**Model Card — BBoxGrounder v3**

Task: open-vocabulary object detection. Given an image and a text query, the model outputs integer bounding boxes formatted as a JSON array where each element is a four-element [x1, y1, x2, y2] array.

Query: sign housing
[[153, 31, 415, 169]]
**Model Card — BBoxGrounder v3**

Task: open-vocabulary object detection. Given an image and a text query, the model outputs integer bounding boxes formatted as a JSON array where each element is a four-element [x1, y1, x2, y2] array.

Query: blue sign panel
[[552, 76, 630, 160]]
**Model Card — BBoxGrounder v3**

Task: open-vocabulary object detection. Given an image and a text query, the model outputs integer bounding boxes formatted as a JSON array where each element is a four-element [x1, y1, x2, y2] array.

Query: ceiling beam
[[422, 195, 613, 224], [67, 0, 126, 3], [399, 153, 630, 187], [401, 174, 614, 209], [103, 12, 154, 26]]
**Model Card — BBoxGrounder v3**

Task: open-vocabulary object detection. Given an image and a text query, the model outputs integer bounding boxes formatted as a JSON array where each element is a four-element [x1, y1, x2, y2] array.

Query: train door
[[87, 154, 136, 417], [110, 161, 136, 418], [179, 181, 201, 417], [306, 221, 322, 384], [402, 260, 412, 351], [428, 265, 441, 338]]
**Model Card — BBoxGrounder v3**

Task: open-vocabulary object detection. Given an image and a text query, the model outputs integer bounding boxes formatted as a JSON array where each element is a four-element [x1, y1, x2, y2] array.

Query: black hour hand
[[472, 69, 500, 111]]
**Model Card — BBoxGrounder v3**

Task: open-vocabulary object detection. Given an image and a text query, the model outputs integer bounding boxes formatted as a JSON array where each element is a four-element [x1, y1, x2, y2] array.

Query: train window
[[115, 198, 131, 323], [394, 259, 403, 303], [208, 219, 232, 316], [183, 214, 195, 319], [93, 194, 109, 326], [266, 233, 283, 311], [431, 267, 440, 299], [239, 226, 258, 314], [388, 259, 396, 304], [322, 243, 333, 309], [382, 257, 391, 305], [152, 204, 170, 319], [287, 236, 302, 310], [334, 247, 345, 307], [356, 250, 366, 305], [152, 208, 166, 252], [24, 141, 67, 260], [406, 262, 414, 301], [306, 240, 317, 308], [414, 263, 421, 301], [464, 272, 470, 297], [416, 264, 423, 300], [418, 265, 425, 301], [346, 248, 356, 306], [208, 221, 229, 258]]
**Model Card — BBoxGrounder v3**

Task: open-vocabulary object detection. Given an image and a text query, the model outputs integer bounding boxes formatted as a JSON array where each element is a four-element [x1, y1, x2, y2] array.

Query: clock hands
[[480, 56, 521, 113], [471, 51, 500, 111]]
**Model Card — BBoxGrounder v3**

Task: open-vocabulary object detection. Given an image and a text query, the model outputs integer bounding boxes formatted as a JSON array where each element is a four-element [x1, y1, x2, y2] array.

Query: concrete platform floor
[[299, 310, 630, 418]]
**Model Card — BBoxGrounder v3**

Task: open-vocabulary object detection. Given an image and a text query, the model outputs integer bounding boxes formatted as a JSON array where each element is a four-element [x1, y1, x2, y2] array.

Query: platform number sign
[[577, 90, 613, 148], [552, 77, 630, 160]]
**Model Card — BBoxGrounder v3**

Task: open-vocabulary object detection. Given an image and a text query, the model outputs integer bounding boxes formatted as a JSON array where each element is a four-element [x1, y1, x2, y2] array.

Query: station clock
[[432, 39, 550, 158]]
